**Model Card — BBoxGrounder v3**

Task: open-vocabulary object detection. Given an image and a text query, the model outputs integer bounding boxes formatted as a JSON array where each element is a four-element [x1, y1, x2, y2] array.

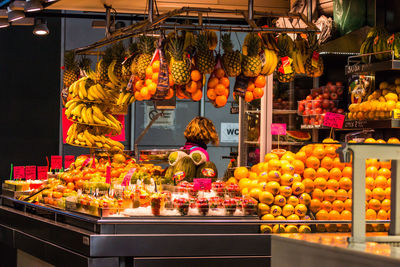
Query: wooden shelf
[[273, 110, 297, 115]]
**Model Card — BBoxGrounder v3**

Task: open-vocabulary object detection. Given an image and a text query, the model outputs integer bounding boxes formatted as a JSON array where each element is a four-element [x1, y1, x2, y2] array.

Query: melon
[[189, 150, 207, 165], [286, 131, 311, 142], [164, 166, 175, 179], [168, 151, 188, 166], [173, 156, 196, 182], [196, 161, 218, 179]]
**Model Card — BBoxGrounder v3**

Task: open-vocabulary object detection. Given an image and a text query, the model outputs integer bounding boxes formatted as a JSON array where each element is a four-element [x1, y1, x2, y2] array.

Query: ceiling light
[[25, 0, 43, 12], [0, 18, 9, 28], [33, 18, 48, 35], [7, 6, 25, 22]]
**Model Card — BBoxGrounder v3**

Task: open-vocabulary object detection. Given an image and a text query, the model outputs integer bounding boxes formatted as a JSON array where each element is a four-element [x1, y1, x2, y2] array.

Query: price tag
[[81, 157, 91, 168], [51, 155, 63, 170], [323, 112, 345, 129], [25, 166, 36, 180], [37, 166, 48, 179], [64, 155, 75, 169], [392, 109, 400, 119], [122, 168, 136, 186], [279, 56, 293, 74], [271, 123, 287, 135], [193, 178, 212, 191], [312, 51, 320, 68], [106, 165, 111, 184], [14, 166, 25, 179]]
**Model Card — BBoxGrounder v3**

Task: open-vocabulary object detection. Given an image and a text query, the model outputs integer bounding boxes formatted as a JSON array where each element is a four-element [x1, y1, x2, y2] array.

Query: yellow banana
[[122, 92, 131, 104], [95, 142, 103, 148], [95, 84, 107, 100], [88, 85, 100, 100], [84, 130, 95, 145], [91, 133, 101, 142], [71, 103, 85, 116], [87, 87, 96, 101], [81, 106, 88, 123], [93, 114, 106, 125], [80, 82, 88, 98], [86, 107, 95, 124], [92, 105, 105, 120], [108, 61, 121, 86], [65, 100, 77, 109], [77, 78, 87, 98], [103, 144, 111, 149], [65, 102, 78, 117]]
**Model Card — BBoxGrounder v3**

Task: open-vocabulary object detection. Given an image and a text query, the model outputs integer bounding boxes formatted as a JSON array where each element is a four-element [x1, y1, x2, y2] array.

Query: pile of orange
[[207, 68, 230, 107], [178, 70, 203, 101], [244, 75, 266, 103]]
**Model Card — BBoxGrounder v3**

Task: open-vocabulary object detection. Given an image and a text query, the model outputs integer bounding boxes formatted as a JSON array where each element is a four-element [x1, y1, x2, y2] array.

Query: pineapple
[[78, 56, 92, 77], [276, 33, 295, 83], [63, 51, 79, 88], [136, 35, 155, 79], [242, 33, 262, 77], [195, 32, 215, 74], [97, 46, 113, 85], [111, 42, 126, 80], [305, 32, 324, 78], [124, 42, 138, 79], [221, 33, 241, 77], [168, 37, 190, 85]]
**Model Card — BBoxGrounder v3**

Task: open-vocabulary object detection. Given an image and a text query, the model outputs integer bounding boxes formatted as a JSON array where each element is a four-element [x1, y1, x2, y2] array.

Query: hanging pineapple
[[78, 56, 92, 78], [305, 32, 324, 78], [195, 32, 215, 74], [110, 42, 126, 81], [136, 35, 156, 79], [242, 33, 262, 77], [221, 33, 241, 77], [168, 36, 191, 86], [123, 42, 138, 80], [63, 51, 79, 88], [276, 33, 295, 83], [97, 46, 113, 85]]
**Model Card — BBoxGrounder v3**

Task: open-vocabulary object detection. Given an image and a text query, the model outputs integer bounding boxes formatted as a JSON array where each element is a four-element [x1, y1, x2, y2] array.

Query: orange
[[274, 215, 286, 221], [186, 81, 198, 93], [145, 66, 153, 78], [324, 189, 336, 202], [254, 75, 266, 88], [304, 145, 314, 157], [281, 163, 295, 175], [266, 181, 280, 195], [135, 80, 144, 91], [207, 77, 219, 88], [287, 195, 300, 206], [314, 177, 327, 190], [294, 204, 307, 217], [282, 204, 295, 217], [293, 174, 302, 183], [215, 68, 225, 79], [306, 156, 320, 169], [327, 179, 339, 191], [366, 209, 377, 220], [299, 193, 311, 206], [344, 199, 352, 211], [377, 209, 388, 220], [207, 89, 217, 100], [329, 210, 341, 220], [270, 205, 282, 216], [134, 91, 143, 101], [215, 95, 228, 107], [220, 77, 230, 88], [332, 200, 345, 212], [312, 188, 324, 202], [268, 159, 282, 171], [281, 153, 295, 163], [301, 178, 313, 192], [152, 60, 160, 73], [387, 137, 400, 144], [366, 166, 378, 178], [387, 178, 391, 188], [279, 173, 292, 185], [385, 187, 391, 199], [148, 82, 157, 95], [366, 189, 372, 201], [381, 199, 391, 211], [295, 151, 307, 163], [152, 72, 159, 83], [310, 199, 322, 213], [253, 88, 264, 99], [247, 81, 255, 92], [223, 88, 229, 97], [375, 176, 388, 189], [191, 70, 201, 82], [265, 153, 279, 162], [215, 84, 226, 95], [196, 81, 203, 90], [191, 90, 203, 101], [341, 210, 352, 220], [333, 157, 345, 170], [321, 200, 332, 212], [140, 87, 149, 98], [329, 168, 342, 181], [372, 187, 385, 201], [376, 139, 386, 144], [325, 146, 338, 158], [313, 146, 326, 159], [380, 160, 391, 169], [368, 199, 381, 211], [67, 182, 75, 190], [165, 88, 174, 99], [339, 177, 352, 190], [292, 181, 305, 195], [366, 158, 379, 168], [234, 167, 248, 179], [342, 166, 352, 178], [145, 79, 153, 86], [287, 214, 300, 221], [316, 209, 329, 220], [378, 168, 391, 178], [366, 177, 375, 190], [279, 186, 292, 198], [292, 160, 305, 174], [336, 189, 348, 201], [245, 91, 254, 102], [268, 170, 281, 182], [316, 167, 329, 179], [321, 157, 334, 170], [364, 138, 376, 143]]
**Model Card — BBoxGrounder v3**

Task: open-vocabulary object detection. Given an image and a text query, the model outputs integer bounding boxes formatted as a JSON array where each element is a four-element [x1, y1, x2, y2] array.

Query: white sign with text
[[220, 122, 239, 143]]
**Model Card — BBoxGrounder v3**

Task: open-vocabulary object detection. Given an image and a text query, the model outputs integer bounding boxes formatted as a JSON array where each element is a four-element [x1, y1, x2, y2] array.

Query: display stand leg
[[350, 156, 366, 243], [260, 74, 273, 161], [238, 97, 248, 167], [389, 159, 400, 235]]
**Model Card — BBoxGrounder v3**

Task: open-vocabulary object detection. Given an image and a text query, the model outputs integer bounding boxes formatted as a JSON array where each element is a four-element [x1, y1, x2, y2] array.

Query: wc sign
[[221, 123, 239, 143]]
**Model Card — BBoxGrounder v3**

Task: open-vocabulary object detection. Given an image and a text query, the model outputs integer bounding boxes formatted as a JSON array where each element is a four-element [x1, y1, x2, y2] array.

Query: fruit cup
[[174, 198, 189, 216], [226, 183, 241, 198], [197, 198, 210, 216], [212, 181, 226, 197], [242, 198, 257, 216], [161, 191, 173, 209], [150, 193, 164, 216], [187, 183, 198, 198], [224, 198, 237, 216], [210, 197, 222, 210]]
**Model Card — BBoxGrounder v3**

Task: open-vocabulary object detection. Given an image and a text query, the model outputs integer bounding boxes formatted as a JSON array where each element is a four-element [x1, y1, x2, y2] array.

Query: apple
[[307, 102, 313, 109], [298, 104, 305, 112], [322, 99, 330, 108], [309, 118, 315, 125], [315, 108, 322, 114], [331, 107, 338, 113], [323, 92, 330, 99], [326, 82, 333, 87], [336, 81, 343, 86], [306, 95, 313, 101], [329, 86, 337, 93], [314, 100, 321, 108], [277, 98, 283, 103], [303, 117, 309, 125], [323, 87, 330, 94], [330, 92, 339, 100], [337, 108, 344, 114], [312, 91, 319, 98], [303, 109, 311, 116], [337, 87, 344, 95]]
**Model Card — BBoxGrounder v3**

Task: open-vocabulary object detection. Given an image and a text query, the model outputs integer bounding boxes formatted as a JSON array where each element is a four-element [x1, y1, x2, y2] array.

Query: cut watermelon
[[286, 131, 311, 141]]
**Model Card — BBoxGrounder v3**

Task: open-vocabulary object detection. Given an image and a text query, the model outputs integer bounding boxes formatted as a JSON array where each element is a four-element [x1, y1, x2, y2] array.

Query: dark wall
[[0, 17, 61, 180]]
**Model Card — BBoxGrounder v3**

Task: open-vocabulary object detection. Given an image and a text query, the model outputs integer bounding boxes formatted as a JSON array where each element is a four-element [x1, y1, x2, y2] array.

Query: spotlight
[[25, 0, 43, 12], [0, 18, 9, 28], [33, 18, 48, 35], [7, 6, 25, 22]]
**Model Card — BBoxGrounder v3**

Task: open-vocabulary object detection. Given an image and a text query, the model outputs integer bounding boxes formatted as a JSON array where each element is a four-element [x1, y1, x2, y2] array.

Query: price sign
[[106, 165, 111, 184], [64, 155, 75, 169], [51, 155, 63, 170], [193, 178, 212, 191], [13, 166, 25, 179], [323, 112, 345, 129], [81, 157, 92, 168], [271, 123, 287, 135], [37, 166, 48, 179], [392, 109, 400, 119], [25, 166, 36, 179], [122, 168, 136, 186]]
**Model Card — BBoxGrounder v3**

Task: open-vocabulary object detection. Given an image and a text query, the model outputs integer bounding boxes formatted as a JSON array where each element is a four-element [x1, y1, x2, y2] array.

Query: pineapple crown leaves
[[221, 33, 234, 53], [277, 33, 294, 56], [128, 42, 139, 55], [64, 51, 78, 70], [246, 33, 261, 57], [102, 46, 114, 66], [168, 36, 185, 61], [138, 35, 156, 55], [306, 32, 319, 52], [196, 32, 210, 52], [78, 56, 92, 72], [111, 42, 126, 60]]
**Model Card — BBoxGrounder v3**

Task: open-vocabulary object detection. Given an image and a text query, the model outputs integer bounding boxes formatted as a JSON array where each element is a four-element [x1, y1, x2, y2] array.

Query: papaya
[[173, 156, 196, 182], [196, 161, 218, 179]]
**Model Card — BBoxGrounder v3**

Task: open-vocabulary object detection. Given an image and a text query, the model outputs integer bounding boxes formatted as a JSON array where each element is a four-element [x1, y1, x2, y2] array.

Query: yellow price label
[[392, 109, 400, 119]]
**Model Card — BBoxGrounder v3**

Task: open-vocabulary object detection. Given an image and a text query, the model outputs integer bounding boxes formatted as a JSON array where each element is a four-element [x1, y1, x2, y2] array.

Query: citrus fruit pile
[[179, 69, 203, 101], [133, 60, 168, 101], [207, 67, 230, 108], [244, 75, 265, 103]]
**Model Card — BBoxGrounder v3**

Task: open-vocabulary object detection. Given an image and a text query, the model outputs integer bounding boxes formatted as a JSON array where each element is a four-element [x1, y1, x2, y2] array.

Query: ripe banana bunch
[[64, 100, 122, 134], [66, 123, 124, 152], [69, 77, 112, 102], [260, 49, 278, 76], [292, 35, 307, 75], [116, 91, 135, 106], [108, 61, 128, 89], [261, 33, 279, 52]]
